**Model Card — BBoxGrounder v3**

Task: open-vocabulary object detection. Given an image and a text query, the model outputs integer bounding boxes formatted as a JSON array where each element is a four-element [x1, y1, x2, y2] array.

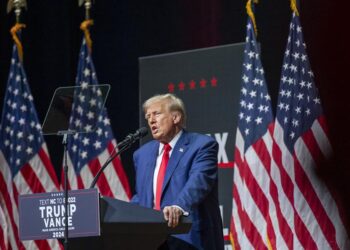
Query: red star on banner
[[211, 77, 217, 87], [168, 82, 175, 93], [199, 79, 207, 88], [189, 80, 196, 90], [178, 81, 185, 91]]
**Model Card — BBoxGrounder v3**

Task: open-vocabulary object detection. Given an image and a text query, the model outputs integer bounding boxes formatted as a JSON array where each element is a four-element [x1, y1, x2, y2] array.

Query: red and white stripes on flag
[[65, 139, 131, 201], [0, 195, 9, 250], [0, 148, 63, 250], [271, 118, 349, 249], [230, 3, 279, 248]]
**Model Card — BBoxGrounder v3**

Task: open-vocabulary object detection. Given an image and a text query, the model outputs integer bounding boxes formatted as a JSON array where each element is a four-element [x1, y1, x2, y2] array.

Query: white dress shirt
[[153, 130, 183, 200]]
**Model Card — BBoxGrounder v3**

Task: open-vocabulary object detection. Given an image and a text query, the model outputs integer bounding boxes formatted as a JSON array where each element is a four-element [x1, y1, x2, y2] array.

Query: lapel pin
[[179, 148, 184, 152]]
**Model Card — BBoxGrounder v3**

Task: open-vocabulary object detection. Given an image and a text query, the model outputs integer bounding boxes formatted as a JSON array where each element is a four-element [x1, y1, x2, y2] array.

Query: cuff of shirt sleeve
[[172, 205, 189, 216]]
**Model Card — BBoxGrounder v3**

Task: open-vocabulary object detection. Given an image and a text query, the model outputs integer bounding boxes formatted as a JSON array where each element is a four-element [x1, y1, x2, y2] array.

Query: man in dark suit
[[131, 93, 224, 250]]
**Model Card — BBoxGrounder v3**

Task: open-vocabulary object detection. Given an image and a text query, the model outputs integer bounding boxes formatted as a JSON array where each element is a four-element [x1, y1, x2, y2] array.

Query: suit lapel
[[144, 142, 159, 207], [162, 132, 190, 194]]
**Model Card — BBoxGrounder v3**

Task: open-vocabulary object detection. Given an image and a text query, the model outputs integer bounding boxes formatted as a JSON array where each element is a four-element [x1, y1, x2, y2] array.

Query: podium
[[67, 196, 192, 250], [19, 190, 191, 250]]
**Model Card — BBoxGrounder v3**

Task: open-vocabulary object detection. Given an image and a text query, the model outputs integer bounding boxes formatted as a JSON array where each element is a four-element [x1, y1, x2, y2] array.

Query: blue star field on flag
[[67, 39, 114, 174], [276, 14, 323, 152], [238, 19, 273, 152], [0, 44, 44, 176]]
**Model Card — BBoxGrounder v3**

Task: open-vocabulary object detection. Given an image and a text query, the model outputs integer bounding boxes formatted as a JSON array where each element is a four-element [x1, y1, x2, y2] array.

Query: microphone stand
[[90, 129, 146, 189], [62, 133, 69, 250], [90, 142, 131, 189], [58, 130, 75, 250]]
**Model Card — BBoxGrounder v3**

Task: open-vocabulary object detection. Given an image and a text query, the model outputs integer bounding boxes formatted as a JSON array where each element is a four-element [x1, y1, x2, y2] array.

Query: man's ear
[[172, 112, 181, 124]]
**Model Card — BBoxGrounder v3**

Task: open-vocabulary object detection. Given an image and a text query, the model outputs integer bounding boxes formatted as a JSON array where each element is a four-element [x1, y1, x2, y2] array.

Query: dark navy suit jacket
[[131, 131, 224, 250]]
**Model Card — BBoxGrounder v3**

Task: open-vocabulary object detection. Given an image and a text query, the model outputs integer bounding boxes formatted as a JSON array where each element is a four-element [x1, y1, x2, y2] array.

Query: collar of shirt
[[157, 130, 183, 156]]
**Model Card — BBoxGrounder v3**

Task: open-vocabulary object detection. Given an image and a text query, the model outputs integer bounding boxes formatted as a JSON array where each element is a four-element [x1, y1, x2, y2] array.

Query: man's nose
[[149, 116, 156, 123]]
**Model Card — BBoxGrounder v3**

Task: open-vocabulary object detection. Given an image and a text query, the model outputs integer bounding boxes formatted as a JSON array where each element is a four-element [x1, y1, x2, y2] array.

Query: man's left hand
[[163, 206, 183, 228]]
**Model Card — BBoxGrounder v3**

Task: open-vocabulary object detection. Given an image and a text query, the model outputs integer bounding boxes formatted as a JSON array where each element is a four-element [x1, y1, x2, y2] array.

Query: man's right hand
[[163, 206, 183, 228]]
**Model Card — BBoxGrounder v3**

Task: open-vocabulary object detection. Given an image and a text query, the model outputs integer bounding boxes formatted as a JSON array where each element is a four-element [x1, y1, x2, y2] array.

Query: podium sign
[[19, 188, 100, 240]]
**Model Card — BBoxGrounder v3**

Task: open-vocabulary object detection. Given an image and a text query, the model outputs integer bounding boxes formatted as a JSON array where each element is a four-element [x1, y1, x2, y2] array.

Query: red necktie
[[155, 143, 171, 210]]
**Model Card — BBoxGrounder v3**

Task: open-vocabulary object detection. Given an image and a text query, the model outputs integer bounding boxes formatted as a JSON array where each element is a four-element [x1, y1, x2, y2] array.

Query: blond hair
[[143, 93, 186, 127]]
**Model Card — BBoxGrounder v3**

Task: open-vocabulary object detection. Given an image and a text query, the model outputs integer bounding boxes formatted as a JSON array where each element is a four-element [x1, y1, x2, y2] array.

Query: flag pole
[[7, 0, 27, 62], [79, 0, 92, 20], [79, 0, 94, 52], [7, 0, 27, 24]]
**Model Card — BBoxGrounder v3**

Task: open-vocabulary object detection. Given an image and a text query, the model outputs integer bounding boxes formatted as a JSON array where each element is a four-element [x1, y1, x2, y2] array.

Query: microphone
[[89, 127, 148, 189], [118, 127, 148, 148]]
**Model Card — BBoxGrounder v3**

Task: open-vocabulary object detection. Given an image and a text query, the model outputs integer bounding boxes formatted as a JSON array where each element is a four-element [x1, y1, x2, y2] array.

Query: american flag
[[64, 38, 131, 201], [0, 42, 62, 249], [230, 12, 280, 249], [271, 13, 349, 249]]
